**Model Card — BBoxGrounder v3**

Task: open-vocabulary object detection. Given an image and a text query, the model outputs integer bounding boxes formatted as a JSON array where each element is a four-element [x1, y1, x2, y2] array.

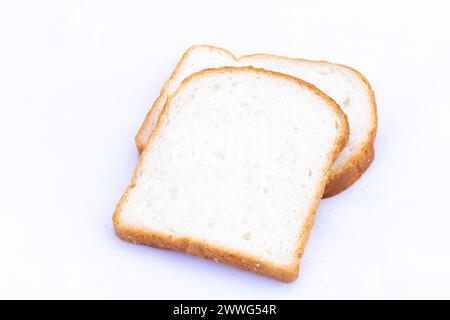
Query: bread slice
[[114, 67, 349, 282], [135, 45, 377, 197]]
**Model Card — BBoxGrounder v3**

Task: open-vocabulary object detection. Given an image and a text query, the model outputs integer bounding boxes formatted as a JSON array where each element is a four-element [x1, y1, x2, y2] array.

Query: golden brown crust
[[114, 224, 299, 282], [134, 45, 377, 197], [115, 67, 349, 282], [323, 141, 375, 198]]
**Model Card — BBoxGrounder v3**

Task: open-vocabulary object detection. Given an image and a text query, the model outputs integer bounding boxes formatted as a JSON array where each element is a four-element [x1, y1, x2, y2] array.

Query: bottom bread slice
[[135, 45, 378, 197], [113, 67, 349, 282]]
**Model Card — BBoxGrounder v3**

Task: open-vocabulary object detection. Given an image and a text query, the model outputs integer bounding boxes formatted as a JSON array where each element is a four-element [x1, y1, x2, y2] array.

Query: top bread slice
[[135, 45, 377, 197], [114, 67, 349, 282]]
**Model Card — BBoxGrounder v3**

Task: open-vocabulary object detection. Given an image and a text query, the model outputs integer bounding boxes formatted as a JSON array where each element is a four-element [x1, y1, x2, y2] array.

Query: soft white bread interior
[[115, 67, 349, 282], [135, 45, 377, 197]]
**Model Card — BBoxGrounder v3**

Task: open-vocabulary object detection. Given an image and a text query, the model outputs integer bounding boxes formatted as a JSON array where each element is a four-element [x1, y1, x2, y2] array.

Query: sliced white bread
[[135, 45, 377, 197], [114, 67, 349, 282]]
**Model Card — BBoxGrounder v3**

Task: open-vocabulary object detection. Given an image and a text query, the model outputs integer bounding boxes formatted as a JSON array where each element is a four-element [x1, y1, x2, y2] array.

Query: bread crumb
[[242, 232, 251, 240], [343, 97, 351, 107], [169, 186, 178, 201]]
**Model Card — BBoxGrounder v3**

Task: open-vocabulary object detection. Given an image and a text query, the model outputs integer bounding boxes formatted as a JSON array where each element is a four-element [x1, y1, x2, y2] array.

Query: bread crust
[[135, 45, 377, 197], [114, 67, 349, 282], [322, 65, 377, 197]]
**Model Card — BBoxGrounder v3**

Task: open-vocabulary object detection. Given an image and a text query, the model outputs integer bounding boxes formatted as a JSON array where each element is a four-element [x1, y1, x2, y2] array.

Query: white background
[[1, 0, 449, 299]]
